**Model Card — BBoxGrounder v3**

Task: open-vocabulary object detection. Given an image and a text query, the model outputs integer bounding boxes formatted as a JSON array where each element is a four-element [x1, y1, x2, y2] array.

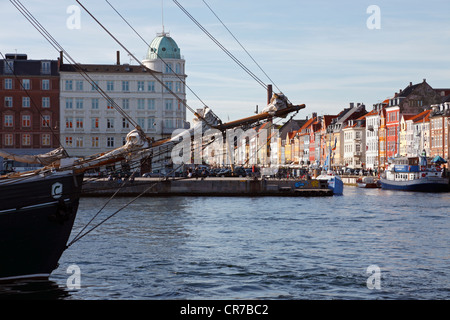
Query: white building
[[343, 118, 366, 169], [365, 107, 381, 170], [60, 32, 188, 158]]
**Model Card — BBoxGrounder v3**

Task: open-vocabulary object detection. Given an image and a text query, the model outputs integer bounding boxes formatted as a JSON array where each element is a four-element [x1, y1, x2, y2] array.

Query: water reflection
[[0, 279, 70, 300]]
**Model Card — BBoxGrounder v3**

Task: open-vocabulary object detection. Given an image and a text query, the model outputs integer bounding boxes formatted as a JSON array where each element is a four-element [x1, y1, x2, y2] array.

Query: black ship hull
[[0, 172, 84, 281]]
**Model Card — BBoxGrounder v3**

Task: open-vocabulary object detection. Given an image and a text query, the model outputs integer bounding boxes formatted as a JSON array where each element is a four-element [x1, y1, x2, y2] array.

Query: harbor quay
[[81, 176, 333, 197]]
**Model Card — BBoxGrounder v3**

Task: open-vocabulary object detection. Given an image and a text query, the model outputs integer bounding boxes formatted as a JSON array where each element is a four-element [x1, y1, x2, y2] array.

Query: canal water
[[1, 187, 449, 300]]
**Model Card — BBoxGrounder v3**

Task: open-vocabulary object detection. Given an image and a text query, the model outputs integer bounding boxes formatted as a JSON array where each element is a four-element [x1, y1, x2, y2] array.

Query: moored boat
[[356, 176, 380, 188], [379, 155, 449, 192], [316, 172, 344, 195]]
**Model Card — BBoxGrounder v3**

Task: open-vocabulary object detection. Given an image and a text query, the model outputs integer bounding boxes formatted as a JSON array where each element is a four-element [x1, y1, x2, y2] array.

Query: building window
[[42, 115, 50, 127], [137, 81, 145, 91], [122, 118, 130, 129], [164, 81, 172, 92], [175, 63, 181, 74], [91, 81, 99, 91], [4, 115, 13, 127], [4, 78, 12, 89], [122, 98, 129, 110], [76, 137, 83, 148], [4, 97, 13, 107], [107, 137, 115, 148], [65, 117, 73, 129], [65, 136, 73, 147], [175, 82, 182, 93], [148, 118, 155, 129], [22, 79, 30, 90], [137, 98, 145, 110], [42, 134, 51, 146], [106, 118, 114, 129], [41, 61, 51, 74], [4, 60, 14, 74], [65, 98, 73, 109], [165, 99, 173, 110], [165, 119, 173, 128], [122, 81, 129, 92], [148, 81, 155, 92], [165, 62, 173, 74], [137, 117, 145, 129], [42, 79, 50, 90], [22, 97, 30, 108], [76, 98, 83, 109], [42, 97, 50, 108], [76, 118, 84, 129], [106, 99, 114, 109], [4, 134, 13, 146], [22, 115, 31, 127], [107, 81, 114, 91], [91, 136, 99, 148], [65, 80, 73, 91], [74, 80, 83, 91], [147, 99, 155, 110], [22, 134, 31, 146], [91, 98, 99, 109], [91, 117, 99, 129]]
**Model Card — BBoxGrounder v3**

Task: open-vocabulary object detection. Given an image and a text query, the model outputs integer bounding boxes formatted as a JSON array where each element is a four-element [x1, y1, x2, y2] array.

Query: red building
[[385, 105, 400, 160], [0, 53, 60, 170]]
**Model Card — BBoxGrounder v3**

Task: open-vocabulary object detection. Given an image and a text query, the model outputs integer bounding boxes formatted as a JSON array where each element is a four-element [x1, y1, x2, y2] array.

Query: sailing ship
[[379, 153, 450, 192]]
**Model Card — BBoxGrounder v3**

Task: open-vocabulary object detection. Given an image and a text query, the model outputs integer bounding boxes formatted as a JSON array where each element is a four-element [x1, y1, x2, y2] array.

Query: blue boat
[[380, 155, 449, 192], [316, 172, 344, 195]]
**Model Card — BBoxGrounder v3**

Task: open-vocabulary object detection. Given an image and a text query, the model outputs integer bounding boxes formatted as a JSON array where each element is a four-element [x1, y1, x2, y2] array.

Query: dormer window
[[4, 60, 14, 74], [41, 61, 51, 74]]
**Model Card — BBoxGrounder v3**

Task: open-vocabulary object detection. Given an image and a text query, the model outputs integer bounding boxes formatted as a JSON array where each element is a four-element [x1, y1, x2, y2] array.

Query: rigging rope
[[10, 0, 140, 130], [104, 0, 212, 113], [75, 0, 215, 128], [172, 0, 268, 91], [201, 0, 283, 95]]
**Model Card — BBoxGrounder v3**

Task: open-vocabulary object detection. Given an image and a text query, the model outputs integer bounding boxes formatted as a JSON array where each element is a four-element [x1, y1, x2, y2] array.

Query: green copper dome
[[146, 33, 181, 60]]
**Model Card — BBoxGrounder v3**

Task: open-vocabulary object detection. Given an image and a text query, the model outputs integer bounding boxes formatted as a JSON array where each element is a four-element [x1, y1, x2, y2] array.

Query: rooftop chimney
[[116, 51, 120, 65], [59, 51, 63, 65]]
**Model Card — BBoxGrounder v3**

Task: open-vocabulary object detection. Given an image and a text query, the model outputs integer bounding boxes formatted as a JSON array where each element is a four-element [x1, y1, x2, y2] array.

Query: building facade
[[0, 53, 60, 171], [60, 32, 188, 158]]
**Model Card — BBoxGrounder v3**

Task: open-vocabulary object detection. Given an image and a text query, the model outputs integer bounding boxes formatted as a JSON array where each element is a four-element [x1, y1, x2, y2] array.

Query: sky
[[1, 0, 450, 123]]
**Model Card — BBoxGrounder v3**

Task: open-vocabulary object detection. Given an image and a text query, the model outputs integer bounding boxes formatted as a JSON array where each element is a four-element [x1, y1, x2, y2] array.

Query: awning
[[432, 155, 447, 163]]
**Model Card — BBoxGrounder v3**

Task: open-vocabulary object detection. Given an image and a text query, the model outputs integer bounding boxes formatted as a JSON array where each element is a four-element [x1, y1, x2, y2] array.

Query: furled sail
[[261, 93, 290, 115], [0, 147, 67, 166]]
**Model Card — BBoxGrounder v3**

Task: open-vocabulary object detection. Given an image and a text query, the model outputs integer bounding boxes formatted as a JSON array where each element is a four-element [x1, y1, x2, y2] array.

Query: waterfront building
[[342, 115, 366, 169], [59, 32, 188, 159], [429, 103, 450, 160], [0, 53, 60, 171], [411, 109, 431, 158], [298, 115, 315, 166], [400, 114, 416, 157], [327, 103, 367, 170], [364, 107, 381, 170]]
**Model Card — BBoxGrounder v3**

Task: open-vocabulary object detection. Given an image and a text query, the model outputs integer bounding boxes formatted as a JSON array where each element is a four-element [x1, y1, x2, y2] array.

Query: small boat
[[316, 171, 344, 195], [356, 176, 380, 188], [379, 155, 450, 192]]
